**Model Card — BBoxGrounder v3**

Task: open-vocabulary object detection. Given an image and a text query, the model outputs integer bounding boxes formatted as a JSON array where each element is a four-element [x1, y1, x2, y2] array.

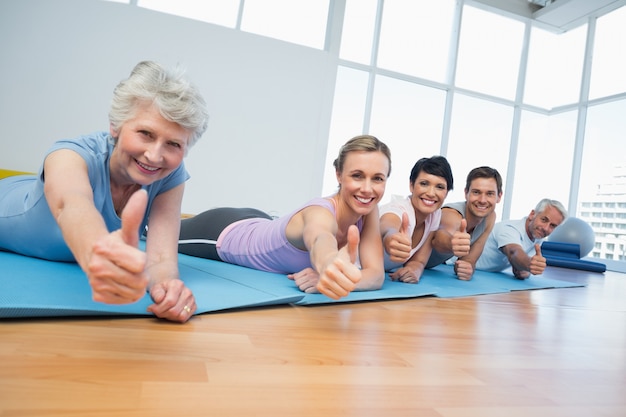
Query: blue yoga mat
[[0, 250, 303, 319], [544, 256, 606, 273], [540, 241, 606, 273], [295, 264, 585, 305], [0, 250, 585, 318], [542, 241, 581, 257]]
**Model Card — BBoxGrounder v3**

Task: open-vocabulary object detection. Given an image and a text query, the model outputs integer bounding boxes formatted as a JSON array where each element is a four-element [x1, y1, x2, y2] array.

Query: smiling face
[[336, 150, 389, 216], [465, 177, 502, 219], [409, 171, 449, 216], [526, 205, 565, 240], [109, 102, 191, 188]]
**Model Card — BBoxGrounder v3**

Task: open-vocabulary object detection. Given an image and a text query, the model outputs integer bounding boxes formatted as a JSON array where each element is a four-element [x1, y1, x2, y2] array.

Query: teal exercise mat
[[294, 264, 586, 305], [178, 253, 300, 296], [294, 278, 438, 305], [0, 250, 586, 318], [0, 250, 303, 319]]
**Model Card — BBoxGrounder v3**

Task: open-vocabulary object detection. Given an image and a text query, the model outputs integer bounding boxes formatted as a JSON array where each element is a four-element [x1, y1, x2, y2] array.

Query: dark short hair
[[409, 156, 453, 191], [465, 166, 503, 194]]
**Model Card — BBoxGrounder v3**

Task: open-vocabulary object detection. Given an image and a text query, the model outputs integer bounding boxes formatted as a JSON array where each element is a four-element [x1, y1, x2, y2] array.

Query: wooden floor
[[1, 267, 624, 417]]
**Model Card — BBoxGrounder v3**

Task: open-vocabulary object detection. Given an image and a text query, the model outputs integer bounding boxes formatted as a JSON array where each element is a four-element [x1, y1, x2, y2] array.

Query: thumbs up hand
[[87, 189, 149, 304], [384, 212, 412, 264], [529, 243, 546, 275], [343, 223, 360, 265], [451, 218, 471, 257], [316, 225, 362, 299]]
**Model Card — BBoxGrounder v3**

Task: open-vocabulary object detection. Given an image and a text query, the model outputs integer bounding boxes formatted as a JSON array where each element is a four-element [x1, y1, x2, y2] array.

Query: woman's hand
[[147, 279, 197, 323], [316, 225, 361, 299], [290, 225, 362, 299], [86, 190, 149, 304], [383, 212, 412, 264], [389, 266, 420, 283], [288, 267, 321, 293]]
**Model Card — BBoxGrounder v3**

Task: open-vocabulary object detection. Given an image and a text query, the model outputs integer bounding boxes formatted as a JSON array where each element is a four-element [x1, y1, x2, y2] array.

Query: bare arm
[[144, 184, 197, 322], [351, 206, 385, 291], [458, 212, 496, 268], [431, 208, 470, 258], [43, 149, 148, 303], [463, 213, 495, 263], [380, 211, 412, 264], [299, 206, 361, 299], [390, 231, 435, 283], [144, 184, 184, 285], [500, 242, 546, 279], [453, 213, 496, 280]]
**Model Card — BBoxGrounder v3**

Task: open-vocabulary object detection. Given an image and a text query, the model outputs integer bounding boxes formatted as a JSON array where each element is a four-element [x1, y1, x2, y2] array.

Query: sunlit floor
[[0, 266, 624, 417]]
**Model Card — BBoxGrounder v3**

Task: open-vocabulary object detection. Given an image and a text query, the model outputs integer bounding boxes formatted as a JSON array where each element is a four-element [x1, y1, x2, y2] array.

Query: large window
[[368, 76, 447, 201], [579, 99, 626, 265], [445, 94, 513, 220], [377, 0, 456, 83], [107, 0, 626, 270], [455, 5, 525, 100], [511, 110, 577, 219], [589, 5, 626, 100], [524, 25, 586, 109]]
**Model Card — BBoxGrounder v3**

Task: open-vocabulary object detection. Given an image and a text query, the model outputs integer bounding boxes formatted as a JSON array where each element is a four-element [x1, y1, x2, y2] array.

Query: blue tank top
[[0, 132, 189, 261]]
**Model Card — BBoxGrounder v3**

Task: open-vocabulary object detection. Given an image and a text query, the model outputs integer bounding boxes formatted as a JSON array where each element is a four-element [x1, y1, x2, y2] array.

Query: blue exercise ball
[[548, 217, 595, 258]]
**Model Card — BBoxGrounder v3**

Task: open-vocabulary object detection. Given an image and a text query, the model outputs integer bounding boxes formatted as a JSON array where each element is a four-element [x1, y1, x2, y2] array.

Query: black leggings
[[178, 207, 272, 260]]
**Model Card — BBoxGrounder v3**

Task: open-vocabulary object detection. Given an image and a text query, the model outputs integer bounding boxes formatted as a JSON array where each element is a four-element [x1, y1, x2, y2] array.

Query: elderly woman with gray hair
[[0, 61, 209, 322]]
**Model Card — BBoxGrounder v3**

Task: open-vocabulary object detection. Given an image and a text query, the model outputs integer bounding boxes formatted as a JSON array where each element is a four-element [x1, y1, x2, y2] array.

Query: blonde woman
[[179, 135, 391, 299]]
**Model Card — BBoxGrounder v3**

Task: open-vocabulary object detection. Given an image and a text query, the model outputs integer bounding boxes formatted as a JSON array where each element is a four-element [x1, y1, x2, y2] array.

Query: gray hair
[[109, 61, 209, 148], [535, 198, 568, 220]]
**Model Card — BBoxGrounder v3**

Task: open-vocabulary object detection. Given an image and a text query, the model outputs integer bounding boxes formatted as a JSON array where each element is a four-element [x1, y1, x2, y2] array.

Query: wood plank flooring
[[1, 267, 624, 417]]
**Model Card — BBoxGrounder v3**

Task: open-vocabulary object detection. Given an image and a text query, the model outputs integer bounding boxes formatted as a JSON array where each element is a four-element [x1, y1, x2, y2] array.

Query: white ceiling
[[469, 0, 626, 32]]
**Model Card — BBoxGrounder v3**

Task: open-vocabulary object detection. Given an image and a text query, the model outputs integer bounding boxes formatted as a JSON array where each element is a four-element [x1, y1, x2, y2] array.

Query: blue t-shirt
[[0, 132, 189, 261], [475, 217, 538, 272]]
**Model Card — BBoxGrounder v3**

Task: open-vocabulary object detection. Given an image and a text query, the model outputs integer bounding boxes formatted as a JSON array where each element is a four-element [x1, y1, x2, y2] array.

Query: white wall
[[0, 0, 337, 216]]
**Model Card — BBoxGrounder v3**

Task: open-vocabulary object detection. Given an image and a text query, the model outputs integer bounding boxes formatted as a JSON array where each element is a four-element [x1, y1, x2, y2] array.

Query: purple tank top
[[216, 197, 363, 274]]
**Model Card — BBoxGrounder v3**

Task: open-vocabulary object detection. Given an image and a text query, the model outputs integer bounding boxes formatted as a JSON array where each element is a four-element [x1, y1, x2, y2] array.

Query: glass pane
[[445, 93, 513, 220], [377, 0, 456, 83], [589, 5, 626, 100], [524, 25, 586, 109], [339, 0, 378, 64], [241, 0, 329, 49], [456, 5, 525, 100], [369, 75, 447, 203], [322, 67, 370, 197], [137, 0, 240, 27], [579, 99, 626, 264], [510, 110, 576, 219]]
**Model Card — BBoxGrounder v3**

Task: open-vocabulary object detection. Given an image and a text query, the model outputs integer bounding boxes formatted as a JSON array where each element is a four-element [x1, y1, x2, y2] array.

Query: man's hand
[[451, 218, 471, 257], [529, 243, 546, 276], [454, 258, 474, 281]]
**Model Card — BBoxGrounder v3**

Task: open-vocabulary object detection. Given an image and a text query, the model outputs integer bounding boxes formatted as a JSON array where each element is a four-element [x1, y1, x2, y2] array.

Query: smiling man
[[425, 166, 503, 280], [475, 198, 568, 279]]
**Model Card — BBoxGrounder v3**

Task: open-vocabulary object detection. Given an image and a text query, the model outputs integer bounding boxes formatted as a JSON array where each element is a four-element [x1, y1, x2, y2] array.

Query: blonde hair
[[333, 135, 391, 176]]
